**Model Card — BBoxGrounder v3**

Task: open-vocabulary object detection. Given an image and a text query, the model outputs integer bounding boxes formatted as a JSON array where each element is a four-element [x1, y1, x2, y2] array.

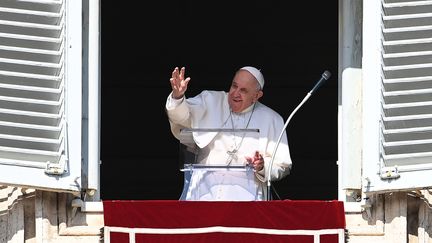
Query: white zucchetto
[[240, 66, 265, 89]]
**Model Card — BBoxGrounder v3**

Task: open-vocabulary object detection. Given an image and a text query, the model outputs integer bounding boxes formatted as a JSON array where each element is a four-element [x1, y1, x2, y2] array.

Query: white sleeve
[[165, 92, 192, 140], [166, 92, 185, 110]]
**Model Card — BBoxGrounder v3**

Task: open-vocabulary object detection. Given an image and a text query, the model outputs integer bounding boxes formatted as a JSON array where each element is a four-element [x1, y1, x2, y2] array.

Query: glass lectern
[[178, 128, 260, 200]]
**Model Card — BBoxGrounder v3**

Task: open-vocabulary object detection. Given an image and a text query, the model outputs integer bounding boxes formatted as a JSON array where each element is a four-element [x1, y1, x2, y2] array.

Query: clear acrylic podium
[[178, 128, 261, 201]]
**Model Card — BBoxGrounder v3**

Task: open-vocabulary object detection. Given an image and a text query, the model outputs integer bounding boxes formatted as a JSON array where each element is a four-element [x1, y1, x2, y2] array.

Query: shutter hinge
[[380, 166, 400, 180]]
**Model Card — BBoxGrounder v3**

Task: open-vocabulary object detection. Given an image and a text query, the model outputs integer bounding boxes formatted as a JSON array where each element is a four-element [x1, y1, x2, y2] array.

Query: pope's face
[[228, 70, 263, 113]]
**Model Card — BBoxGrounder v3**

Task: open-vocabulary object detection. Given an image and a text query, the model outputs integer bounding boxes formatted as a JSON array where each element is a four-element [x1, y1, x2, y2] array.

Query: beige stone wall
[[3, 186, 431, 243], [346, 191, 432, 243], [0, 186, 104, 243]]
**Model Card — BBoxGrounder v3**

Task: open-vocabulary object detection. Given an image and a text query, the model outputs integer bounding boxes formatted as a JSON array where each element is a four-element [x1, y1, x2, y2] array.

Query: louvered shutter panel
[[0, 0, 83, 192], [363, 0, 432, 193]]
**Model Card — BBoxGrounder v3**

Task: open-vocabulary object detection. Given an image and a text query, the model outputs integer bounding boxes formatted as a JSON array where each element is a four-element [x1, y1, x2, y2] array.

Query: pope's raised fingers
[[180, 67, 186, 80]]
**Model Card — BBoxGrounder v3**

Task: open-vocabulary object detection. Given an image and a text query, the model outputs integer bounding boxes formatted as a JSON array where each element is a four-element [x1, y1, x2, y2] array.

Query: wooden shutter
[[0, 0, 83, 192], [363, 0, 432, 193]]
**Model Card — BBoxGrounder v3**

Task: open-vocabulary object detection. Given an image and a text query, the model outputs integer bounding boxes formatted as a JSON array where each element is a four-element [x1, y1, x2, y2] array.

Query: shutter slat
[[0, 121, 61, 139], [383, 104, 432, 117], [382, 152, 432, 167], [384, 41, 432, 54], [0, 96, 63, 113], [0, 135, 61, 151], [383, 90, 432, 103], [0, 0, 63, 13], [383, 78, 432, 91], [383, 53, 432, 66], [0, 71, 62, 84], [383, 1, 432, 16], [384, 29, 432, 41], [0, 7, 62, 18], [384, 67, 432, 79], [0, 46, 62, 63], [384, 126, 432, 141], [0, 84, 62, 101], [0, 146, 61, 162]]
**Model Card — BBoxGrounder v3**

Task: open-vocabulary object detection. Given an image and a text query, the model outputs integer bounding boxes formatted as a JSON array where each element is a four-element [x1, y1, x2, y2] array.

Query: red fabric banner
[[103, 200, 345, 243]]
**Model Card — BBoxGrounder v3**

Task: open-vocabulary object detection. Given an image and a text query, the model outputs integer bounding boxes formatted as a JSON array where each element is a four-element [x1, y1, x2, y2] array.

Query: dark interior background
[[100, 1, 339, 200]]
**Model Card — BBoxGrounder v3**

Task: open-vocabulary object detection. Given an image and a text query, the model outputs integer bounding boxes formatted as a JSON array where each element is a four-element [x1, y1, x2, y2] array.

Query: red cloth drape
[[103, 200, 346, 243]]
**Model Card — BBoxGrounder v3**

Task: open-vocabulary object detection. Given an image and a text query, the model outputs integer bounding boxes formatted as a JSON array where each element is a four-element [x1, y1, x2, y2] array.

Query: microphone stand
[[266, 71, 331, 200]]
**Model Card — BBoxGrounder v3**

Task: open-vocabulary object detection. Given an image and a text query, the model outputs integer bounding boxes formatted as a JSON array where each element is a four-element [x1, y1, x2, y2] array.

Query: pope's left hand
[[245, 151, 264, 171]]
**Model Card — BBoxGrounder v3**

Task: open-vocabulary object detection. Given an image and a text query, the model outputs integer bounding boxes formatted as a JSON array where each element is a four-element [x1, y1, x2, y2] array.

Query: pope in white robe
[[165, 66, 292, 201]]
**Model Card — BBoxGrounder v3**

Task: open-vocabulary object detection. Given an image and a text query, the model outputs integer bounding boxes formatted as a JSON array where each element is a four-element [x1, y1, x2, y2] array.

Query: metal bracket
[[45, 158, 67, 175], [361, 198, 372, 219]]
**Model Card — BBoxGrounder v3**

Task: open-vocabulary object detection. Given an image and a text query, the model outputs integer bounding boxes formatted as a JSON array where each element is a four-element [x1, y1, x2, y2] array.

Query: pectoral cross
[[227, 149, 237, 155], [226, 150, 238, 165]]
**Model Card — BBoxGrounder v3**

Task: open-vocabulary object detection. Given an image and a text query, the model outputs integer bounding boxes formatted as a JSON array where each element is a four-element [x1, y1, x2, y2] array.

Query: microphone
[[266, 70, 331, 200], [311, 70, 331, 94]]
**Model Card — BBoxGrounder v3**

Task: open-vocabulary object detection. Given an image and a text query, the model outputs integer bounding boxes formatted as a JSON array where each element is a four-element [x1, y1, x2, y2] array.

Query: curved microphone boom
[[266, 70, 331, 200]]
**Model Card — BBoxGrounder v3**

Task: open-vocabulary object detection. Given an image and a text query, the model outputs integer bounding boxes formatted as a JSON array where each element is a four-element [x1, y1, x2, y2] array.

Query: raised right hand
[[170, 67, 190, 99]]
